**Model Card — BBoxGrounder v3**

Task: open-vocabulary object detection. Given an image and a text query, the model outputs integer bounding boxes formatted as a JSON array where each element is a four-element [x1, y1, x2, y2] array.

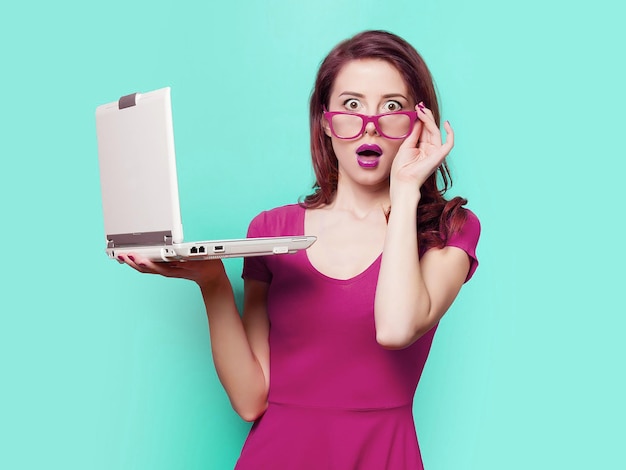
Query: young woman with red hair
[[119, 30, 480, 469]]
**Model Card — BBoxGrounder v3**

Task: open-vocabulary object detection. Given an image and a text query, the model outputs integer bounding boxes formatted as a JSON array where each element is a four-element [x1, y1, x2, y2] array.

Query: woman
[[120, 30, 480, 469]]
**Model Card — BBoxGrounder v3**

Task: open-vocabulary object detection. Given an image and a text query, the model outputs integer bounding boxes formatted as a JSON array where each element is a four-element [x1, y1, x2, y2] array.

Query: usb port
[[213, 245, 225, 253]]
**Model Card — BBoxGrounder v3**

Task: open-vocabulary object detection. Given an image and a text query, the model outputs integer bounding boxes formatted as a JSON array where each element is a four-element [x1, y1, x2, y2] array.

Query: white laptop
[[95, 87, 315, 262]]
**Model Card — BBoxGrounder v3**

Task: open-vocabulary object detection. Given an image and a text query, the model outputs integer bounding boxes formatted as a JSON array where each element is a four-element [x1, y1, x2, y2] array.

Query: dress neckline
[[297, 204, 383, 284]]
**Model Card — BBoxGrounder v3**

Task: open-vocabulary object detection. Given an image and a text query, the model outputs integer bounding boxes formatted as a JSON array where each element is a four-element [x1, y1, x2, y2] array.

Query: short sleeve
[[241, 211, 273, 283], [446, 209, 481, 283]]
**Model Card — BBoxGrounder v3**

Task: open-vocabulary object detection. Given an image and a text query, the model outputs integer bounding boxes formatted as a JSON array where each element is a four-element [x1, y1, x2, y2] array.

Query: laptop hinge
[[107, 230, 173, 249], [118, 92, 138, 109]]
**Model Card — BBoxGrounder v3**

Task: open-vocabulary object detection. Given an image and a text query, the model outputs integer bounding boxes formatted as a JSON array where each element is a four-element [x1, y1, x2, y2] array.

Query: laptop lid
[[96, 87, 183, 249], [95, 87, 316, 262]]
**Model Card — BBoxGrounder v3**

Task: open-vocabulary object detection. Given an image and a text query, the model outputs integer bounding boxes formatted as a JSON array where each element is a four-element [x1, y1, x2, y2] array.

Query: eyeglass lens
[[331, 113, 412, 139]]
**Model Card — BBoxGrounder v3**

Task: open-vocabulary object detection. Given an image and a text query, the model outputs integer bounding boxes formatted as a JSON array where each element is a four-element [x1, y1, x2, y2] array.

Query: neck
[[330, 178, 391, 219]]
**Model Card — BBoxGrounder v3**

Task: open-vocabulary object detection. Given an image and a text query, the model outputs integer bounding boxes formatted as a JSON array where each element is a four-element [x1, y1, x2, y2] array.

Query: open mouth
[[356, 144, 382, 168]]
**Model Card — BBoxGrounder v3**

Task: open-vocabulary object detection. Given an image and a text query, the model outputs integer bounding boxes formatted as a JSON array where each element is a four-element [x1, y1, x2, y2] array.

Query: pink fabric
[[236, 204, 480, 469]]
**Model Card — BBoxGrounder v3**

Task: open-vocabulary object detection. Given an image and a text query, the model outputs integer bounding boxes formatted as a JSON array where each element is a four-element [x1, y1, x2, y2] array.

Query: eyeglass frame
[[322, 107, 419, 140]]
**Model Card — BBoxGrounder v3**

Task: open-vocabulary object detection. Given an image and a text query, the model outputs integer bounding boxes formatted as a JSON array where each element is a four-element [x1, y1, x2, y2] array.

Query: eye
[[343, 99, 361, 111], [382, 100, 403, 112]]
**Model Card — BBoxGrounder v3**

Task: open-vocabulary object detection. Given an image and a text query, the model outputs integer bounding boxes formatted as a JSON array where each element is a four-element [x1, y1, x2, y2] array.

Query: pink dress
[[236, 204, 480, 469]]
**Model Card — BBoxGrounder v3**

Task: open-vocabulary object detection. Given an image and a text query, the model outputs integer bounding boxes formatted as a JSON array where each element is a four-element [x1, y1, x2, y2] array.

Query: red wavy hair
[[303, 30, 467, 251]]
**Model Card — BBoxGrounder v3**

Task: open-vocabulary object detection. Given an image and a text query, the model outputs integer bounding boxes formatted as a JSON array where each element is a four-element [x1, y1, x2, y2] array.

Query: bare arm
[[374, 193, 469, 348], [200, 276, 270, 421], [374, 104, 470, 349], [118, 254, 270, 421]]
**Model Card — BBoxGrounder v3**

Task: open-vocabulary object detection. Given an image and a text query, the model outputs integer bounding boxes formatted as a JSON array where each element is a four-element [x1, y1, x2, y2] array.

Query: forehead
[[331, 59, 408, 97]]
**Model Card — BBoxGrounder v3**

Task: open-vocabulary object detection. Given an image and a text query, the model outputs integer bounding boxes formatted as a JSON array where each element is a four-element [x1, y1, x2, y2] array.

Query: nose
[[363, 120, 378, 136]]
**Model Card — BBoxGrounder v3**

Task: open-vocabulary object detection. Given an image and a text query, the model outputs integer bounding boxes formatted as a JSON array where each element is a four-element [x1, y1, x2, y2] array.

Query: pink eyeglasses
[[323, 108, 418, 140]]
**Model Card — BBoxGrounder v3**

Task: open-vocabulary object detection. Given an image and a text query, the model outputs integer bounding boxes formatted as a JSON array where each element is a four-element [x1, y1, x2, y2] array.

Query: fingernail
[[138, 263, 147, 268], [128, 255, 135, 262], [117, 256, 124, 261]]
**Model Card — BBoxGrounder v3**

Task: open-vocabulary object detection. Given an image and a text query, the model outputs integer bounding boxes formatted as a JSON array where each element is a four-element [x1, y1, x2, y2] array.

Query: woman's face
[[324, 59, 415, 191]]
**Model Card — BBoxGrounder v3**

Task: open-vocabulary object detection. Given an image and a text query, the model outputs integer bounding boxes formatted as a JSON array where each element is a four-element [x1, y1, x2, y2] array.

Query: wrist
[[197, 265, 229, 293], [390, 185, 421, 209]]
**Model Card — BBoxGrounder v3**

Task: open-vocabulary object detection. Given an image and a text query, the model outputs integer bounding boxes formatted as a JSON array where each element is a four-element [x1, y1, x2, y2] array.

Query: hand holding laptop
[[117, 252, 227, 287]]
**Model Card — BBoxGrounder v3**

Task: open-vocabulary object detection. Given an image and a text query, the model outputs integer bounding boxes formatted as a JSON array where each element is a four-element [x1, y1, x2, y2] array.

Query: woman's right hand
[[117, 253, 227, 288]]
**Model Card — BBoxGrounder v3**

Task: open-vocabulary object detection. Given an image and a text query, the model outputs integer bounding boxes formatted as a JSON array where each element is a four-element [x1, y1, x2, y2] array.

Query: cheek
[[386, 141, 405, 158], [330, 139, 350, 158]]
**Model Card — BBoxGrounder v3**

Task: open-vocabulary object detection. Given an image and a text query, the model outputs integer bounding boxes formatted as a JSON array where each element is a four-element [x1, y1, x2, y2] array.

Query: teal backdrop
[[1, 0, 624, 469]]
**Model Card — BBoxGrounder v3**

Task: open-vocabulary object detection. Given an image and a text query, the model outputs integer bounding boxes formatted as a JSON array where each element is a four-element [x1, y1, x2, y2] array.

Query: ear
[[322, 116, 332, 137]]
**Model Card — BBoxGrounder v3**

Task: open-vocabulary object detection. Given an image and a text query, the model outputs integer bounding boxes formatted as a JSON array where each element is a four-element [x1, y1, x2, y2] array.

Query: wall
[[1, 1, 624, 468]]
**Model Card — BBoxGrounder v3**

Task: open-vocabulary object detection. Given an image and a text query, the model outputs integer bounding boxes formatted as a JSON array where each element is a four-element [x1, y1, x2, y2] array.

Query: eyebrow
[[338, 91, 410, 101]]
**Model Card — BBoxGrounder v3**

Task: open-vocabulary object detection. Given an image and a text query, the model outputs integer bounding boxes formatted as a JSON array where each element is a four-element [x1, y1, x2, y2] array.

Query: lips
[[356, 144, 383, 168]]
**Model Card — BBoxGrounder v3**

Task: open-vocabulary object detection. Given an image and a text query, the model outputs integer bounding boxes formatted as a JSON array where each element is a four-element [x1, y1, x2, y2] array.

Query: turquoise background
[[1, 0, 624, 468]]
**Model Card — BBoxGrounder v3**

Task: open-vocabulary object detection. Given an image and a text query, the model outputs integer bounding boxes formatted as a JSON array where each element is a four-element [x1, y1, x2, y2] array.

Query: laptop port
[[198, 246, 206, 254], [213, 245, 225, 253], [190, 246, 198, 254]]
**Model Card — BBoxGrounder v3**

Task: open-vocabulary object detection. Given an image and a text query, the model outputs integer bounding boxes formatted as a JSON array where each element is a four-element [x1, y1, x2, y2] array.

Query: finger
[[416, 120, 454, 172], [425, 121, 454, 170], [137, 257, 187, 276], [441, 120, 455, 155], [117, 253, 158, 274], [398, 106, 423, 150], [417, 103, 442, 146], [118, 253, 174, 275]]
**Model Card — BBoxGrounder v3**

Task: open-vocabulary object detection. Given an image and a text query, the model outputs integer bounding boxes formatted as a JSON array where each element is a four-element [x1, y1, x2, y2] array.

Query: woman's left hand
[[390, 102, 454, 200]]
